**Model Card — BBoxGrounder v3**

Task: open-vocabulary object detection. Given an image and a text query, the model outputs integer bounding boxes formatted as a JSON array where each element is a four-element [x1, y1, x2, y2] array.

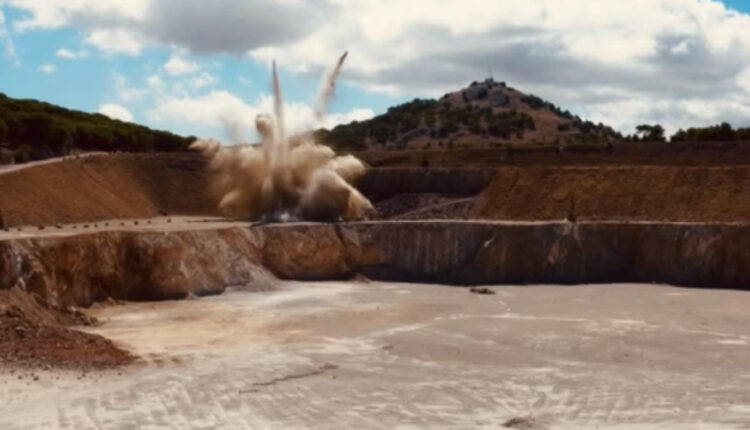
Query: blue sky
[[724, 0, 750, 13], [2, 0, 750, 139]]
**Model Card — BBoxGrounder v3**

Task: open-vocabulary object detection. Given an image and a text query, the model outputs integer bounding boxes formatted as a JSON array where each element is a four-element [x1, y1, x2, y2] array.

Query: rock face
[[359, 168, 496, 201], [4, 220, 750, 309], [260, 221, 750, 288], [0, 228, 270, 308]]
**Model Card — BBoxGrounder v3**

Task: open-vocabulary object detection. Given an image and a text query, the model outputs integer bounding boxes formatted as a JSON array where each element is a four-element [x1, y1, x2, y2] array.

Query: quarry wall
[[358, 168, 496, 201], [0, 228, 270, 308], [260, 221, 750, 287], [2, 220, 750, 309]]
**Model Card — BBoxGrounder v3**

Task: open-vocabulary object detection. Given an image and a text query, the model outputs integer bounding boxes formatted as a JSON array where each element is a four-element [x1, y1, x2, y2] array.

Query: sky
[[1, 0, 750, 141]]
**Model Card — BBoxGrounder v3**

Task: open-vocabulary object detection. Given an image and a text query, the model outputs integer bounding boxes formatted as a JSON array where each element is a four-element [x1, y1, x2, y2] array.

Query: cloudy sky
[[1, 0, 750, 141]]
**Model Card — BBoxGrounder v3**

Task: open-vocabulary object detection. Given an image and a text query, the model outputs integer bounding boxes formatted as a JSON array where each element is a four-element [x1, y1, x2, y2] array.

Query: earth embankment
[[0, 153, 217, 228]]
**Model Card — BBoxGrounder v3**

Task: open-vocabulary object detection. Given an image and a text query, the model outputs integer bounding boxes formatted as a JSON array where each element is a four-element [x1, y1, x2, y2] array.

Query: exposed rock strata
[[253, 221, 750, 288], [0, 228, 269, 308], [3, 221, 750, 310]]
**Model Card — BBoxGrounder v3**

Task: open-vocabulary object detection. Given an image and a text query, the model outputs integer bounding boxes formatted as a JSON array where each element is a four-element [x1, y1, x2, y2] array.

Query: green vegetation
[[0, 93, 193, 162], [520, 94, 574, 119], [634, 124, 666, 142], [316, 97, 536, 151], [670, 122, 750, 142]]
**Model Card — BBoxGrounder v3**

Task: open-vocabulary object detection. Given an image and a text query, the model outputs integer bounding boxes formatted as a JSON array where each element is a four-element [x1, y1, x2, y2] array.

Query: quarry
[[4, 147, 750, 428], [3, 54, 750, 430]]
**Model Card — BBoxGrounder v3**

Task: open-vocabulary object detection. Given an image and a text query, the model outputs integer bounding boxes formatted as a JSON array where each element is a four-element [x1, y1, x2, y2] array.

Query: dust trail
[[272, 61, 286, 145], [191, 53, 373, 222], [315, 51, 348, 123]]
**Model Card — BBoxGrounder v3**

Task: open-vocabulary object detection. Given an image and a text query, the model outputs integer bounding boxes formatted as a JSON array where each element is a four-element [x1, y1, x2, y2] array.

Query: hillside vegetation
[[670, 122, 750, 142], [0, 93, 192, 162], [317, 78, 621, 151]]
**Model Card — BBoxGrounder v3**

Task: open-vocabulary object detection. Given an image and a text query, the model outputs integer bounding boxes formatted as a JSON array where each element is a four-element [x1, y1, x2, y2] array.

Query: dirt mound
[[473, 165, 750, 222], [0, 153, 217, 228], [0, 289, 133, 369]]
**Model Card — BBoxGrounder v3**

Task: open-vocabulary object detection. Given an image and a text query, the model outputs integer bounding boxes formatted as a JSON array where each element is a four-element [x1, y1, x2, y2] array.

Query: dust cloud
[[191, 52, 373, 222]]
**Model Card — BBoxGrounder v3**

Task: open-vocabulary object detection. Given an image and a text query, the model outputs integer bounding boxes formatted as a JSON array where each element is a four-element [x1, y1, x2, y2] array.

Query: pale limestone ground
[[3, 281, 750, 429]]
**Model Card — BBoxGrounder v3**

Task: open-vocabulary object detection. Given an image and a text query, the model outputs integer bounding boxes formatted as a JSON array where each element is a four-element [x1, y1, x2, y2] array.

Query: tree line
[[625, 123, 750, 143], [0, 93, 193, 163]]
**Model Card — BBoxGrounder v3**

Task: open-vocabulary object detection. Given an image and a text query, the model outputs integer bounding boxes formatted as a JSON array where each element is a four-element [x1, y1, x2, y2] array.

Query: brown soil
[[473, 165, 750, 222], [357, 142, 750, 222], [4, 143, 750, 224], [0, 289, 134, 369], [0, 152, 217, 228]]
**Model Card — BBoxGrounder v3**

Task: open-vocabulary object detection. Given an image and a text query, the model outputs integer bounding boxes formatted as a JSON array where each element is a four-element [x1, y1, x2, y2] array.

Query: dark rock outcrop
[[359, 168, 496, 201]]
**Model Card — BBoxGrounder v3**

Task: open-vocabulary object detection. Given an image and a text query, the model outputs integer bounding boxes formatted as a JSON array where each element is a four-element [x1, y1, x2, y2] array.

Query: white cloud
[[324, 108, 375, 129], [38, 63, 56, 74], [738, 67, 750, 93], [98, 103, 134, 122], [670, 40, 690, 56], [148, 90, 374, 142], [248, 0, 750, 132], [146, 73, 163, 88], [192, 72, 219, 88], [55, 48, 89, 59], [7, 0, 149, 31], [6, 0, 750, 132], [0, 8, 16, 59], [84, 29, 143, 55], [113, 73, 146, 102], [5, 0, 320, 54], [164, 53, 198, 76]]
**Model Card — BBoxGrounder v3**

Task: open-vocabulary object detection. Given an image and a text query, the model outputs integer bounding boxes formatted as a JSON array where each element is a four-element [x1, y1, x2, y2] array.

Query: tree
[[0, 118, 8, 141], [670, 123, 738, 142], [635, 124, 665, 142]]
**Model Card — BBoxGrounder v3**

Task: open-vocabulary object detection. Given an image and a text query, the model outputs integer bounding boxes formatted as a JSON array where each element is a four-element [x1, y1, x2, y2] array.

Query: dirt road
[[2, 281, 750, 429], [0, 152, 106, 175]]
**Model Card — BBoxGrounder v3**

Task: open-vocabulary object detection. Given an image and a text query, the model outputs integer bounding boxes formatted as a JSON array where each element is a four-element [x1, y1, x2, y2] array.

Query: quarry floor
[[2, 281, 750, 429]]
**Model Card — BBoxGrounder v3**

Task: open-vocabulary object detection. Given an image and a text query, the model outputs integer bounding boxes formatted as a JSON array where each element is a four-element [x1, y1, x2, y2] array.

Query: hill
[[0, 93, 193, 163], [317, 78, 621, 151]]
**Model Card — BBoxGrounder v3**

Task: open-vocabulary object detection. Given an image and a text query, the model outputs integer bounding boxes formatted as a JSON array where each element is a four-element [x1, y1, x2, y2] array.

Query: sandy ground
[[3, 281, 750, 429]]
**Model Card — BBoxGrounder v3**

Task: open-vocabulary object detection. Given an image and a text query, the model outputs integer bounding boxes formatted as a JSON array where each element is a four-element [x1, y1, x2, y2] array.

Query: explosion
[[191, 52, 373, 222]]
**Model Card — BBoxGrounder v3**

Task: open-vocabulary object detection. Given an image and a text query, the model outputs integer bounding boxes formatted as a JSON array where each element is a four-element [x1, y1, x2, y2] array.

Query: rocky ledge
[[2, 220, 750, 309]]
